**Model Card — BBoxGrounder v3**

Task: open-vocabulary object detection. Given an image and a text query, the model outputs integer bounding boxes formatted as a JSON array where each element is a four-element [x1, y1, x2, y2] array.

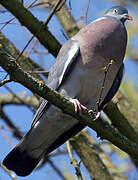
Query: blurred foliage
[[101, 142, 131, 175], [108, 0, 138, 7], [120, 81, 138, 108], [62, 166, 78, 180]]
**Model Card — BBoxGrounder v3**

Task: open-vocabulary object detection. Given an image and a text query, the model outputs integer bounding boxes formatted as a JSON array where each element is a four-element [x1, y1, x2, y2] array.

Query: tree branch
[[0, 105, 22, 139], [47, 158, 67, 180], [0, 162, 18, 180], [0, 93, 39, 108], [0, 0, 61, 57], [70, 131, 126, 180], [66, 140, 83, 180], [0, 79, 11, 87], [104, 101, 138, 145], [0, 32, 44, 80], [44, 0, 80, 38], [0, 46, 138, 160], [105, 94, 138, 167]]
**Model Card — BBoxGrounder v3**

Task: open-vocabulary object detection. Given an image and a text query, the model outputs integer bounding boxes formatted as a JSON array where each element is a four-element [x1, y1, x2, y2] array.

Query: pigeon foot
[[70, 99, 87, 115]]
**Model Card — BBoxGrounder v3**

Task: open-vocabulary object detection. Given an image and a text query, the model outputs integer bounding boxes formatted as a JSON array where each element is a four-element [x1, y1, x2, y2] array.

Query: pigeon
[[3, 6, 132, 176]]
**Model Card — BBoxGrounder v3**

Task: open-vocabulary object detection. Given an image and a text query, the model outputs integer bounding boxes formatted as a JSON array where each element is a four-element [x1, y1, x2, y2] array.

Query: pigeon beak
[[124, 14, 133, 21]]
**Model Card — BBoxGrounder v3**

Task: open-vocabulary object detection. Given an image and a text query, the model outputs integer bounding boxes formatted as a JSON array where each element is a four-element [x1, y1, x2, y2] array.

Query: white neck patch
[[90, 17, 107, 24]]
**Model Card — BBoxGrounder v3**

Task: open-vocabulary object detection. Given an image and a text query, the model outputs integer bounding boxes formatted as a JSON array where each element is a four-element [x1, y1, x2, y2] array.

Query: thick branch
[[70, 131, 126, 180], [104, 101, 138, 144], [0, 0, 61, 57], [0, 46, 138, 159], [116, 92, 138, 134], [105, 93, 138, 167], [0, 93, 39, 108], [0, 162, 18, 180], [70, 134, 113, 180], [0, 32, 43, 80], [44, 0, 80, 38]]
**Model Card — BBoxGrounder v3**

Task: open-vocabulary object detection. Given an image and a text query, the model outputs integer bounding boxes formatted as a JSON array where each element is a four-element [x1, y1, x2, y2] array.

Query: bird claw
[[70, 99, 87, 115], [70, 99, 101, 119], [95, 111, 101, 119], [88, 110, 101, 120]]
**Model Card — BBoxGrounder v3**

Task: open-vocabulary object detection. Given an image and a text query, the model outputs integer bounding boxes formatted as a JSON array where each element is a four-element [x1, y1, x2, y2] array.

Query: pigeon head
[[104, 6, 133, 24]]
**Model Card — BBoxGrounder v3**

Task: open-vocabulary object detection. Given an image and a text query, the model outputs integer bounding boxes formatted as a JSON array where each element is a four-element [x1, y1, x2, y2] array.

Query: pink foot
[[95, 111, 101, 119], [70, 99, 87, 115], [88, 110, 101, 120]]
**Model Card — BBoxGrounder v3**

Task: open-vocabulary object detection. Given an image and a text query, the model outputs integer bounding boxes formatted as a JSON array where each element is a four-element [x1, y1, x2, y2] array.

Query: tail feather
[[3, 144, 40, 177], [3, 122, 85, 176]]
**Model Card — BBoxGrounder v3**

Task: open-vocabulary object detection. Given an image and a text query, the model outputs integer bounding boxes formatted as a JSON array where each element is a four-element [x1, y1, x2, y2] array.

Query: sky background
[[0, 0, 138, 179]]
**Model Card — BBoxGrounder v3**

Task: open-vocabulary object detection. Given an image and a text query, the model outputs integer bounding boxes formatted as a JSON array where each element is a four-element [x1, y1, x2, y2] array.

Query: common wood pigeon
[[3, 6, 132, 176]]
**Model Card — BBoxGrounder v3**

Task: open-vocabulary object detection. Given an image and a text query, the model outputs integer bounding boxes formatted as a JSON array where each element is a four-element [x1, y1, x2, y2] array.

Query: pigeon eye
[[114, 9, 118, 13]]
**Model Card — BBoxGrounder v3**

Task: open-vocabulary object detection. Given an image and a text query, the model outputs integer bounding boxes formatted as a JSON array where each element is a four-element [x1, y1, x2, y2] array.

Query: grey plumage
[[98, 63, 124, 111], [3, 6, 132, 176]]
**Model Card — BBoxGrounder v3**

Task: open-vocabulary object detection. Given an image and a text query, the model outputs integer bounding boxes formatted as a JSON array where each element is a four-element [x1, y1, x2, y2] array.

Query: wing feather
[[32, 40, 80, 126], [98, 63, 124, 111]]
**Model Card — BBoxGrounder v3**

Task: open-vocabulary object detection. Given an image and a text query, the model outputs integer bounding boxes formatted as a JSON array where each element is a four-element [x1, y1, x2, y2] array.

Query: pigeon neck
[[103, 15, 125, 26]]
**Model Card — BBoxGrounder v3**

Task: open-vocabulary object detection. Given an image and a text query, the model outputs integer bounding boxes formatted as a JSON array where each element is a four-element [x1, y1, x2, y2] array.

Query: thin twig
[[0, 17, 15, 31], [26, 0, 38, 9], [24, 39, 38, 57], [0, 162, 18, 180], [0, 9, 7, 13], [0, 0, 39, 31], [0, 128, 15, 147], [2, 73, 8, 81], [0, 70, 5, 72], [85, 0, 91, 24], [0, 78, 12, 87], [44, 0, 64, 24], [66, 141, 83, 180], [0, 0, 40, 79], [29, 2, 49, 9], [61, 29, 69, 40], [0, 22, 19, 25], [96, 60, 114, 113], [0, 125, 19, 132], [55, 0, 66, 12], [0, 0, 39, 59], [33, 49, 49, 55], [15, 35, 35, 61], [3, 84, 35, 113], [68, 0, 72, 12], [50, 148, 68, 157], [48, 159, 66, 180], [15, 0, 64, 62], [27, 70, 49, 76], [0, 106, 23, 139]]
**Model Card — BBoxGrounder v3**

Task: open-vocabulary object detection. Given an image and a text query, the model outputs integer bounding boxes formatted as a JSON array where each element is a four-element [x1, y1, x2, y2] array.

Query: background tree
[[0, 0, 138, 179]]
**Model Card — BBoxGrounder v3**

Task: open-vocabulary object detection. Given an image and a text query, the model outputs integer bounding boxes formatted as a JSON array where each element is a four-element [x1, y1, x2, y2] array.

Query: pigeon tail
[[3, 142, 41, 177], [3, 122, 85, 176]]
